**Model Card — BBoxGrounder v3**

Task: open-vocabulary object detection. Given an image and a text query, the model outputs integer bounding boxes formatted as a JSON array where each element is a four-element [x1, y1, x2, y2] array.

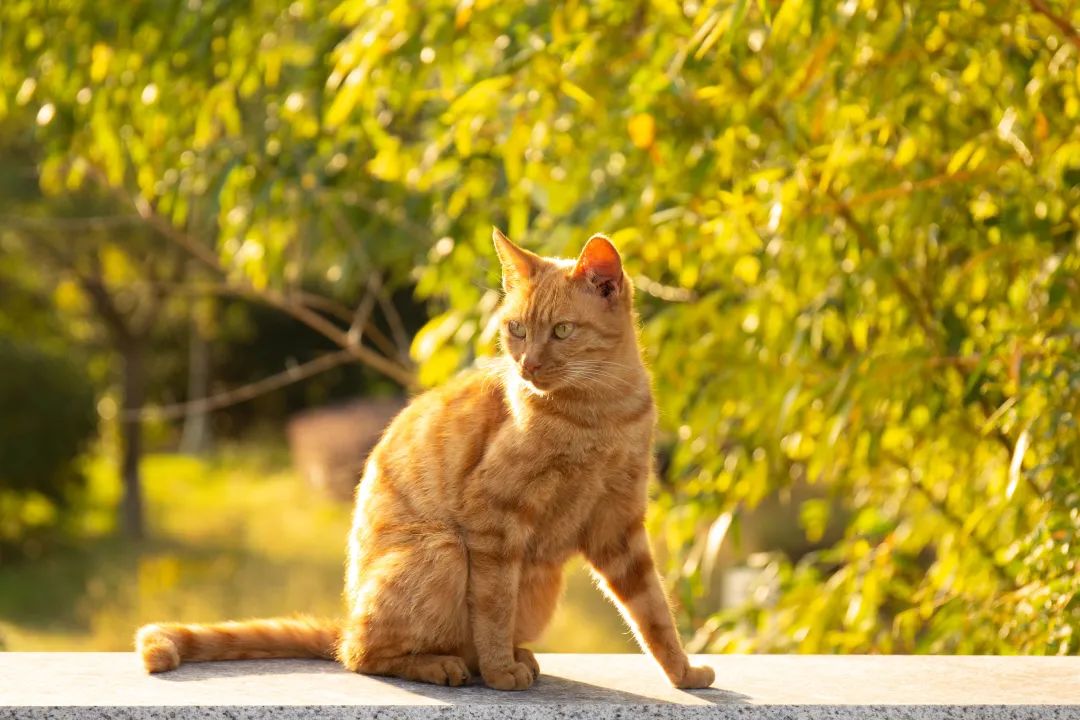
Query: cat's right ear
[[492, 228, 540, 291]]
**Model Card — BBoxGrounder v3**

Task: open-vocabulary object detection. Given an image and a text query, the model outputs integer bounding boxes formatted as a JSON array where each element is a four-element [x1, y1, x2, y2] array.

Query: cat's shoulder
[[393, 359, 510, 422]]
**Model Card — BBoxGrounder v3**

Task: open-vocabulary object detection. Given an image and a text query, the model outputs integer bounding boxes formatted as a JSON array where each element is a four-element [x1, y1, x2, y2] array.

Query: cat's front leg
[[584, 519, 715, 689], [465, 526, 534, 690]]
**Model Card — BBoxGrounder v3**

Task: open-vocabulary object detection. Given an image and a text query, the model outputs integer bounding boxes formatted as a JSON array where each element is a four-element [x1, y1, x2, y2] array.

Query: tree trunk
[[119, 341, 146, 540], [179, 309, 211, 455]]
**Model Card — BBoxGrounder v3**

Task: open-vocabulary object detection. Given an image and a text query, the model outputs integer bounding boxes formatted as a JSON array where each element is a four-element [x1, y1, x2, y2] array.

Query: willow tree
[[317, 0, 1080, 654], [3, 0, 1077, 651]]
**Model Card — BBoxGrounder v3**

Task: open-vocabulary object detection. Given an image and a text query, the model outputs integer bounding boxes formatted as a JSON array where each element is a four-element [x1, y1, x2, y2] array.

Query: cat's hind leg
[[338, 526, 474, 686], [355, 654, 471, 687]]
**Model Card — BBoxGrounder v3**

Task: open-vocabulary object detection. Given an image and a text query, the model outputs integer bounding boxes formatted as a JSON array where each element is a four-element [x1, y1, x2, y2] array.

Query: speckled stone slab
[[1, 653, 1078, 719]]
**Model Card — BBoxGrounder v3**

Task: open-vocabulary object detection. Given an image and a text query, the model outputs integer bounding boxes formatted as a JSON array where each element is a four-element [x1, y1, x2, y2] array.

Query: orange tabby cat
[[136, 231, 715, 691]]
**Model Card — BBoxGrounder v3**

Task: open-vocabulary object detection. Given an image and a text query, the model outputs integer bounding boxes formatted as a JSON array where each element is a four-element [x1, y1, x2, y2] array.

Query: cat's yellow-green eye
[[507, 320, 526, 338], [553, 322, 575, 339]]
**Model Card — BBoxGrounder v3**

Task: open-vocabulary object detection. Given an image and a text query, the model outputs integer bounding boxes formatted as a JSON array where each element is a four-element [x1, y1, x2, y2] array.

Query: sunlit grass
[[0, 448, 351, 650], [0, 446, 635, 653]]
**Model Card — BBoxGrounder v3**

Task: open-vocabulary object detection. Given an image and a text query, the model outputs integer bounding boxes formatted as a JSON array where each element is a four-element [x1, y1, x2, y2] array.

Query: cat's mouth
[[519, 371, 552, 394]]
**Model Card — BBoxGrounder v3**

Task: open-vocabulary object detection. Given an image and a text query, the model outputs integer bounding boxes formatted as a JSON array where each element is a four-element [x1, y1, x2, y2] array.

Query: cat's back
[[361, 362, 510, 515]]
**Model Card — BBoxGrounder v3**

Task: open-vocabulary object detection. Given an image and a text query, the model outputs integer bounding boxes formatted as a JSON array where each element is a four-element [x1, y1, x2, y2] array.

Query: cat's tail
[[135, 616, 340, 673]]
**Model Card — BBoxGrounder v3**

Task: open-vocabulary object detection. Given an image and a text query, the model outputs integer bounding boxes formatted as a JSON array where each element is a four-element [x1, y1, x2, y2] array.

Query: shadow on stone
[[152, 658, 344, 681], [381, 674, 751, 706], [677, 687, 753, 705], [151, 658, 750, 706]]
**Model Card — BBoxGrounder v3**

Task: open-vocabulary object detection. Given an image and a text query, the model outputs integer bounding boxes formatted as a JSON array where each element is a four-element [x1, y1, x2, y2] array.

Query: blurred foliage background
[[0, 0, 1077, 654]]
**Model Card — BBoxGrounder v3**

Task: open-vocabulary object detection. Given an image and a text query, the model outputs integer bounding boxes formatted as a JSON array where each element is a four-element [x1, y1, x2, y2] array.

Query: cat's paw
[[514, 647, 541, 681], [673, 664, 715, 689], [482, 661, 535, 690], [416, 655, 471, 687]]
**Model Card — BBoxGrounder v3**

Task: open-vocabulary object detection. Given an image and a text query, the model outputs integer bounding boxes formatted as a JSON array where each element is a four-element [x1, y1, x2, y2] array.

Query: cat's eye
[[507, 320, 526, 338], [553, 322, 575, 339]]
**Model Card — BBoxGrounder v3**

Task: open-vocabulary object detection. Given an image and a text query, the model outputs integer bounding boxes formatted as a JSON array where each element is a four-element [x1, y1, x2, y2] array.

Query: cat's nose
[[522, 359, 542, 376]]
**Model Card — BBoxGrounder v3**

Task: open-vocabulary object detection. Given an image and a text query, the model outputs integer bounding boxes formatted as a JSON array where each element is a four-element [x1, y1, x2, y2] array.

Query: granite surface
[[1, 653, 1078, 719]]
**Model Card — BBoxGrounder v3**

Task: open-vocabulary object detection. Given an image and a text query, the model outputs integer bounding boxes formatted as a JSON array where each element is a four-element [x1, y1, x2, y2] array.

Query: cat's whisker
[[568, 363, 637, 390], [568, 369, 621, 388], [572, 374, 618, 393], [570, 373, 624, 394]]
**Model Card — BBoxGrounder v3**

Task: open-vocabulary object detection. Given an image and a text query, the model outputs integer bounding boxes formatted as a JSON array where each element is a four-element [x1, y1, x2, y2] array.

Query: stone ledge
[[1, 653, 1078, 719]]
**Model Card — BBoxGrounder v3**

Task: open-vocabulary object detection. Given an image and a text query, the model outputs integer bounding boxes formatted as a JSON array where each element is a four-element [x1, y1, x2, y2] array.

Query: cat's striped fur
[[136, 231, 715, 691]]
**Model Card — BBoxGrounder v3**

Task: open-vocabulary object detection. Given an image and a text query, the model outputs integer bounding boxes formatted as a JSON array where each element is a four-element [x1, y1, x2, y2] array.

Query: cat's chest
[[520, 445, 640, 562]]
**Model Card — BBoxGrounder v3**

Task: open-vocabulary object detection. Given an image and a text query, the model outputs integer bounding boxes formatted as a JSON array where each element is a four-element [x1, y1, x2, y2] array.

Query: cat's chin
[[520, 376, 551, 396], [509, 372, 555, 396]]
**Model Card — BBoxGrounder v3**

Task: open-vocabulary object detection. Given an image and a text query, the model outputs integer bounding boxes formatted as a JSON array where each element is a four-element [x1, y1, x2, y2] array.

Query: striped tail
[[135, 617, 340, 673]]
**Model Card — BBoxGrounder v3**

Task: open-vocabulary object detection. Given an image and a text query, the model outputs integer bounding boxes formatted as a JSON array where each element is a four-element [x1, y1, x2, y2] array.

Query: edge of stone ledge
[[4, 705, 1080, 720]]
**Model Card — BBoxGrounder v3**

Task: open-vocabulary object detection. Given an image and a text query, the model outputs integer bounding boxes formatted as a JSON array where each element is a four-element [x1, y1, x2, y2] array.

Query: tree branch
[[128, 192, 225, 277], [124, 347, 358, 421], [112, 278, 405, 363], [87, 169, 416, 388], [348, 272, 382, 344], [76, 274, 133, 344], [377, 289, 411, 361], [827, 188, 941, 344], [239, 285, 417, 388], [884, 451, 1015, 587], [1028, 0, 1080, 50], [819, 168, 997, 213], [29, 232, 134, 343], [0, 214, 146, 230]]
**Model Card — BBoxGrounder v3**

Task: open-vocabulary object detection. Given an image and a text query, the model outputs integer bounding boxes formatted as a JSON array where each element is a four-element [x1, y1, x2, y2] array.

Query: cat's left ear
[[572, 234, 623, 299]]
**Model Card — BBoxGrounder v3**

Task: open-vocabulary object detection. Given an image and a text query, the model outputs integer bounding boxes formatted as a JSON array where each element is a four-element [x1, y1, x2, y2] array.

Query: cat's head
[[493, 229, 637, 395]]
